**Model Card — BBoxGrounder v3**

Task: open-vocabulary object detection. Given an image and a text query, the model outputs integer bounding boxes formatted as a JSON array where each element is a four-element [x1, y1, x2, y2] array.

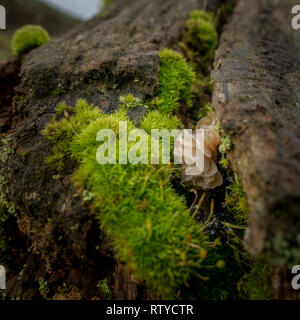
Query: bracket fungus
[[174, 113, 223, 190]]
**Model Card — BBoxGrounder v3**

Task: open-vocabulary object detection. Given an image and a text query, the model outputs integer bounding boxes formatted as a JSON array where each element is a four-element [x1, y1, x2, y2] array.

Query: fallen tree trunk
[[1, 0, 219, 300], [212, 0, 300, 298], [2, 0, 299, 300]]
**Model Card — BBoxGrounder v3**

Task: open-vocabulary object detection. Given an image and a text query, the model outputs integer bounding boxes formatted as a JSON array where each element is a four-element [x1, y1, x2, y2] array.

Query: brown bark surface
[[1, 0, 218, 299], [212, 0, 300, 268]]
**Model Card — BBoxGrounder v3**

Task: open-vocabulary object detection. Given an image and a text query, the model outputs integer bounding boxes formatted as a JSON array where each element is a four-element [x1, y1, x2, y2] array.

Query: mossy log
[[1, 0, 220, 300], [212, 0, 300, 299]]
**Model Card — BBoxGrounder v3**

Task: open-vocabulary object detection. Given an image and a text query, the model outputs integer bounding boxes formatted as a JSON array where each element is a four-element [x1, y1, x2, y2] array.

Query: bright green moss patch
[[184, 10, 218, 62], [219, 135, 232, 153], [42, 99, 103, 172], [218, 157, 229, 169], [140, 110, 183, 133], [43, 100, 221, 297], [157, 49, 195, 114], [119, 94, 148, 111], [11, 25, 51, 56], [55, 103, 74, 115]]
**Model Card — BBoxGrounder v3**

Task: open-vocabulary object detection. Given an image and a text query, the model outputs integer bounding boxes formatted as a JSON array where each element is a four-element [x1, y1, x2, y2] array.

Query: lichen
[[11, 25, 51, 56]]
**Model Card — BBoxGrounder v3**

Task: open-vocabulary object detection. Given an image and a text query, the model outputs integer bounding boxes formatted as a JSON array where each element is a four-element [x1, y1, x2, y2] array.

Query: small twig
[[205, 198, 215, 223], [189, 189, 198, 211], [191, 191, 206, 219]]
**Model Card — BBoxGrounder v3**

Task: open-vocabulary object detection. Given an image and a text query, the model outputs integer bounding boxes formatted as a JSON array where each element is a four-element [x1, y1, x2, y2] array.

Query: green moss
[[44, 100, 223, 298], [55, 103, 73, 115], [104, 0, 115, 6], [97, 0, 115, 17], [42, 99, 103, 172], [156, 49, 195, 114], [39, 278, 50, 300], [198, 102, 214, 119], [119, 94, 143, 110], [11, 25, 51, 56], [218, 158, 229, 169], [140, 110, 183, 133], [220, 4, 235, 16], [225, 179, 249, 224], [52, 84, 66, 97], [97, 279, 113, 299], [184, 10, 218, 62], [219, 135, 232, 153], [239, 255, 274, 300]]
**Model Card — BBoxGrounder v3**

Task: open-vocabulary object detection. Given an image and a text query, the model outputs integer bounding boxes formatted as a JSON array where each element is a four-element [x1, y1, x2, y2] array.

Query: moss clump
[[42, 99, 103, 172], [218, 157, 229, 169], [140, 110, 183, 133], [43, 100, 224, 297], [55, 103, 73, 115], [119, 94, 142, 110], [156, 49, 195, 114], [11, 25, 51, 56], [97, 279, 113, 299], [184, 10, 218, 62], [219, 135, 232, 153]]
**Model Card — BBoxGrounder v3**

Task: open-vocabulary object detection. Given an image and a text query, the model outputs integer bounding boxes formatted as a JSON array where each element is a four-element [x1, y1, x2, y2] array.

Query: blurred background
[[0, 0, 103, 61]]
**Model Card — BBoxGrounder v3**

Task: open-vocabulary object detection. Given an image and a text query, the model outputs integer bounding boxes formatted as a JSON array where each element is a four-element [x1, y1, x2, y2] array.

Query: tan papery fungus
[[174, 113, 223, 190]]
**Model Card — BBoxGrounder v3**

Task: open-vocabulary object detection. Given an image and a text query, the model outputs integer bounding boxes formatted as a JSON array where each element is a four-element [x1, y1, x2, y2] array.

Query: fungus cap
[[174, 113, 223, 190]]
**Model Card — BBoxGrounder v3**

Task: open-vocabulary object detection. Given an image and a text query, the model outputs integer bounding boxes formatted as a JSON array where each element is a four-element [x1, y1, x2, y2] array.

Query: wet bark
[[212, 0, 300, 298], [1, 0, 219, 300]]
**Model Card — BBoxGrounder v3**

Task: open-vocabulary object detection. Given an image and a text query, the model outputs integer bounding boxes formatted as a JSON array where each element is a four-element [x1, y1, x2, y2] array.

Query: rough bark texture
[[1, 0, 218, 300], [212, 0, 300, 298]]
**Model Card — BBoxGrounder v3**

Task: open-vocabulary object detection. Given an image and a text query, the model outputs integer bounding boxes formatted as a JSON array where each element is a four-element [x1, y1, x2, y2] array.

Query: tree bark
[[1, 0, 219, 300], [212, 0, 300, 298]]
